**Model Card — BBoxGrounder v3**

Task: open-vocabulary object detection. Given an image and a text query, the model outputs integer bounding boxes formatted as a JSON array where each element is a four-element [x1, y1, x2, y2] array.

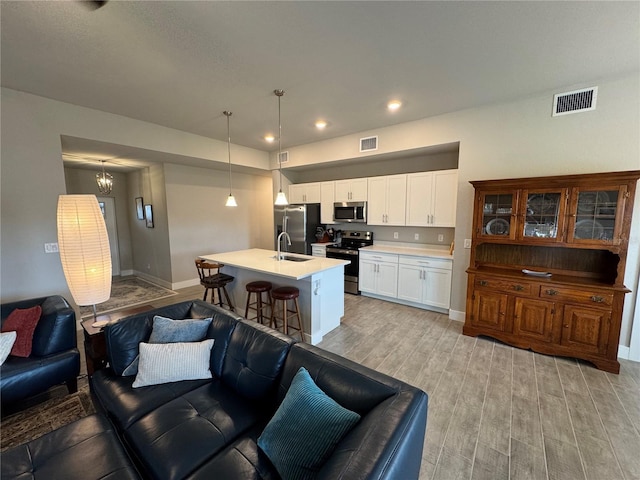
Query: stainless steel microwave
[[333, 202, 367, 223]]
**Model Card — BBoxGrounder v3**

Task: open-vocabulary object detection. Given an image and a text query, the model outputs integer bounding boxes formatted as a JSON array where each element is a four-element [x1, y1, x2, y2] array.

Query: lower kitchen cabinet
[[360, 250, 452, 313], [359, 252, 398, 298], [397, 256, 452, 310]]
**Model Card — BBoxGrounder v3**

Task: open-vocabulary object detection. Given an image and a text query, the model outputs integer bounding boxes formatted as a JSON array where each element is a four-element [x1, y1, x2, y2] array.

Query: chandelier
[[96, 160, 113, 195]]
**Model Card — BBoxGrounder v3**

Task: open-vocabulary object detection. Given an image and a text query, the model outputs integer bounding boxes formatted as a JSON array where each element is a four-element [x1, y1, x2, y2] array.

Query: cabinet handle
[[479, 280, 488, 286], [513, 285, 524, 291], [591, 295, 604, 303], [499, 312, 505, 316], [564, 324, 569, 328], [545, 289, 558, 296]]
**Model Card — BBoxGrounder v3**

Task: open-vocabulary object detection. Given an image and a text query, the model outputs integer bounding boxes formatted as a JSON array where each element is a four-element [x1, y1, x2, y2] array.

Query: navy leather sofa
[[1, 296, 80, 406], [89, 300, 429, 479]]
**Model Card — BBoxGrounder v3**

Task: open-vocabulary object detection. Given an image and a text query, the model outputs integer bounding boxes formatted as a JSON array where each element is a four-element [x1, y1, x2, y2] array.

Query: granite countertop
[[200, 249, 349, 280], [359, 244, 453, 260]]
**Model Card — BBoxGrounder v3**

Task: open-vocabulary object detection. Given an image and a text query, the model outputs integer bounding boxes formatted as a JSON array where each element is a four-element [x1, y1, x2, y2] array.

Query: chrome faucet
[[276, 231, 291, 261]]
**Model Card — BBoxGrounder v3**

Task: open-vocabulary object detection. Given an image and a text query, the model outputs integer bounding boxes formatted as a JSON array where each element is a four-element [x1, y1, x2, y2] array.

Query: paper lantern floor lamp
[[57, 195, 112, 323]]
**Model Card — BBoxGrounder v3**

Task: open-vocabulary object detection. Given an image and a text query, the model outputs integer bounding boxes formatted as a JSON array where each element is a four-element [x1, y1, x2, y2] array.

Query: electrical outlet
[[464, 239, 472, 249], [44, 242, 59, 253], [414, 233, 419, 240], [437, 234, 444, 242], [393, 232, 398, 239]]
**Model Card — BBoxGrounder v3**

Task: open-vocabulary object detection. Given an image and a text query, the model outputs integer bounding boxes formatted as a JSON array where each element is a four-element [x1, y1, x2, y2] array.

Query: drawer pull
[[479, 280, 488, 286], [545, 289, 558, 296], [513, 285, 524, 291], [591, 295, 605, 303], [564, 324, 569, 328]]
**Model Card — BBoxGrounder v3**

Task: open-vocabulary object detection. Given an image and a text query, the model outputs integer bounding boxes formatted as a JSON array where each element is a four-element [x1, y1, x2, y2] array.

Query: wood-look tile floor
[[318, 294, 640, 480]]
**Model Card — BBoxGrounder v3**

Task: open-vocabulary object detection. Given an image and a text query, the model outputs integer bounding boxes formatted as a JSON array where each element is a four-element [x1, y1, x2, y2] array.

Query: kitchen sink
[[271, 255, 313, 262]]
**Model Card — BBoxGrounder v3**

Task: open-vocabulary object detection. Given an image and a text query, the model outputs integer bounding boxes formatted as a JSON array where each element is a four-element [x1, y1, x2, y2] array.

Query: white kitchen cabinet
[[289, 182, 321, 204], [359, 251, 398, 297], [406, 169, 458, 227], [311, 244, 327, 257], [335, 178, 368, 202], [320, 181, 335, 224], [397, 256, 452, 309], [367, 174, 407, 226]]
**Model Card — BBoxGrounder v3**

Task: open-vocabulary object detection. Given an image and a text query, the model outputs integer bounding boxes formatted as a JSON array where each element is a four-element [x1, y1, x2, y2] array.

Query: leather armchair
[[1, 296, 80, 405]]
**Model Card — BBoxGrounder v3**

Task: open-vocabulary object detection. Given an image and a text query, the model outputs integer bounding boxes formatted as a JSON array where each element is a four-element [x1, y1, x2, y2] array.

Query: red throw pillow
[[1, 305, 42, 357]]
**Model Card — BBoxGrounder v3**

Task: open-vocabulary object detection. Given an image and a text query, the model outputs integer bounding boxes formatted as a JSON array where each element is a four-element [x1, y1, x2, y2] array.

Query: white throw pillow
[[132, 339, 214, 388], [0, 331, 17, 366]]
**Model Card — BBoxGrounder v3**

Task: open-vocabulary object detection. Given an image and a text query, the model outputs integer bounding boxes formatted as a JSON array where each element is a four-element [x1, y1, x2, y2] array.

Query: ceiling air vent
[[278, 151, 289, 164], [552, 87, 598, 117], [360, 136, 378, 152]]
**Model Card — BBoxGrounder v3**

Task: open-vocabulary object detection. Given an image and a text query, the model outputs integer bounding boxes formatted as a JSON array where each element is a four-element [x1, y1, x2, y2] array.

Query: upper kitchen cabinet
[[320, 181, 335, 224], [406, 170, 458, 227], [367, 175, 407, 226], [289, 182, 321, 204], [335, 178, 368, 202]]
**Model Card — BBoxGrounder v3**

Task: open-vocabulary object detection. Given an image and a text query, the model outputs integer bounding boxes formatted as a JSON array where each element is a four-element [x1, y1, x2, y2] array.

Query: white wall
[[272, 74, 640, 346]]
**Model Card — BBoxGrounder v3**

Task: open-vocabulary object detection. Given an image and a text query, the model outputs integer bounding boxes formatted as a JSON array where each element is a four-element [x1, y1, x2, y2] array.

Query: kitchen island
[[200, 249, 349, 344]]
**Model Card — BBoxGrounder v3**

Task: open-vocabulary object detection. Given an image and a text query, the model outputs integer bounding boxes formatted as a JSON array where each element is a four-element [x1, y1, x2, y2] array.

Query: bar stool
[[195, 259, 235, 311], [244, 281, 273, 325], [269, 286, 305, 342]]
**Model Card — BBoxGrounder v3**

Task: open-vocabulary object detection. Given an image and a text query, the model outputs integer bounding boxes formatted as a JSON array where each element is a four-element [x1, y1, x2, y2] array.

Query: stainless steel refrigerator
[[274, 204, 321, 255]]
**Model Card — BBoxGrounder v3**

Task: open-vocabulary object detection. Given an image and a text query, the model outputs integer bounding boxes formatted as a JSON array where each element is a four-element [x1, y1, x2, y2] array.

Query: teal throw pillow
[[122, 315, 212, 376], [258, 367, 360, 480]]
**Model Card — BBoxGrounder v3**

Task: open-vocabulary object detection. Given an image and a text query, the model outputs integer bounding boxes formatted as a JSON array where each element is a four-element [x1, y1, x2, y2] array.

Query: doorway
[[97, 196, 121, 276]]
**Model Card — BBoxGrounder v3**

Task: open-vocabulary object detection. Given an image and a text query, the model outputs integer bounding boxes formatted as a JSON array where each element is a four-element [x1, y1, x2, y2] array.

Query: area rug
[[1, 385, 95, 451], [79, 276, 177, 318]]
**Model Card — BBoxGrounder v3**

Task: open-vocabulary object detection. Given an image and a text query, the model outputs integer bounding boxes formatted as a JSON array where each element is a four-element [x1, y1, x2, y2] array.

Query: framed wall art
[[135, 197, 144, 220], [144, 204, 154, 228]]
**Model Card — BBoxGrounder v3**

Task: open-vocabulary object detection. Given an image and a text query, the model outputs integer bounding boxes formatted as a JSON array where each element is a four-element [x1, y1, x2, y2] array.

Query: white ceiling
[[2, 1, 638, 168]]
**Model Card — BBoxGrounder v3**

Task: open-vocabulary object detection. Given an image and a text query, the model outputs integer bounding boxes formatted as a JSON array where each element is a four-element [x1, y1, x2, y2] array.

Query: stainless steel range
[[325, 231, 373, 295]]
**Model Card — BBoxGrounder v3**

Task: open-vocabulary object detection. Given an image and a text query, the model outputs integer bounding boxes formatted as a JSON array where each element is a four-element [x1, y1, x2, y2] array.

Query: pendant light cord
[[275, 89, 284, 192], [224, 111, 233, 194]]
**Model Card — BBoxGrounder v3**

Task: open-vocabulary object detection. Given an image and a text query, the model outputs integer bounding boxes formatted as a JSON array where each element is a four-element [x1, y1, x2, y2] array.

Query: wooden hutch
[[464, 170, 640, 373]]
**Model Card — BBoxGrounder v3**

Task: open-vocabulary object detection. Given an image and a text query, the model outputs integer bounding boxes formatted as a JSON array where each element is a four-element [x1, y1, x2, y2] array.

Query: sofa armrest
[[318, 388, 428, 480], [1, 296, 76, 357]]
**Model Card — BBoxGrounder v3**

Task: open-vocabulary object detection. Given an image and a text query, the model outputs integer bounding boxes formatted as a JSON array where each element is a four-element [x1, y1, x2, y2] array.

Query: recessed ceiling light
[[315, 120, 327, 130], [387, 100, 402, 111], [264, 134, 275, 143]]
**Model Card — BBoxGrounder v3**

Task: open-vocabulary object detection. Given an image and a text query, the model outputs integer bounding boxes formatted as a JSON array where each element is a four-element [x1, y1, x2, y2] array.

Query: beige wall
[[2, 75, 638, 347], [0, 87, 269, 304], [163, 163, 273, 287], [64, 167, 134, 272], [270, 74, 640, 346]]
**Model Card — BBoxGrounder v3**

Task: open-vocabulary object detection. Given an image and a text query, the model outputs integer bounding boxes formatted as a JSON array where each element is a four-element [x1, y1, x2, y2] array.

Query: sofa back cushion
[[221, 320, 294, 404], [106, 301, 239, 376], [279, 343, 397, 416], [31, 296, 76, 356]]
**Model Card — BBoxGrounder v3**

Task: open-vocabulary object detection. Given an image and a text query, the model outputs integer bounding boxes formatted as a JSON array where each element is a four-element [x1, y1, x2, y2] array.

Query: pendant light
[[223, 110, 237, 207], [274, 89, 288, 206], [96, 160, 113, 195]]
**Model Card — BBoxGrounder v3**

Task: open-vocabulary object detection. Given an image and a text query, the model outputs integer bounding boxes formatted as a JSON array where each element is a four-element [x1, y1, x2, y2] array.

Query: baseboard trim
[[618, 345, 630, 360], [172, 278, 200, 290], [449, 309, 465, 322], [132, 271, 173, 290]]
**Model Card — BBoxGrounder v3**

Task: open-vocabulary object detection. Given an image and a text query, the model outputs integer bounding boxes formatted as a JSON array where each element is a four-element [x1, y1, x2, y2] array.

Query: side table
[[81, 305, 154, 376]]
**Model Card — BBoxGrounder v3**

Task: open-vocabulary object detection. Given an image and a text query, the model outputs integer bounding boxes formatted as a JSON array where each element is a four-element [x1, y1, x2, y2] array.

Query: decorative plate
[[485, 218, 510, 235], [527, 194, 560, 216], [577, 191, 610, 214], [574, 219, 604, 240]]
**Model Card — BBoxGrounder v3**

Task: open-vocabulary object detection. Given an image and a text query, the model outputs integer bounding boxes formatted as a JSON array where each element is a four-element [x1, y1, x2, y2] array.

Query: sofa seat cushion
[[0, 349, 80, 404], [186, 437, 279, 480], [0, 413, 140, 480], [91, 368, 208, 430], [124, 380, 272, 480]]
